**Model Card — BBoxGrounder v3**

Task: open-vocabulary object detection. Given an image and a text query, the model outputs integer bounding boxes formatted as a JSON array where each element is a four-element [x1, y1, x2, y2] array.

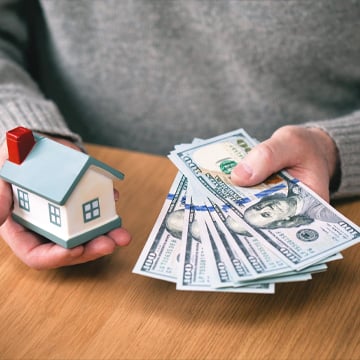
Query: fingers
[[0, 218, 82, 269], [230, 126, 337, 202], [231, 139, 286, 186], [0, 143, 13, 226], [24, 243, 86, 270], [108, 227, 132, 246], [1, 217, 131, 270], [113, 188, 119, 201], [0, 179, 13, 225], [23, 237, 115, 270], [231, 126, 297, 186]]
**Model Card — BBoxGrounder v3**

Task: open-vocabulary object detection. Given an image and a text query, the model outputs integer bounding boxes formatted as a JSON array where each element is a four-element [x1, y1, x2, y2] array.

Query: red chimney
[[6, 126, 36, 164]]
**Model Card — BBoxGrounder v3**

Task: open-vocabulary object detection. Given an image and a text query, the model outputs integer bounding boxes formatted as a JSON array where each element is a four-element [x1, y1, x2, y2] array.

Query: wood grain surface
[[0, 144, 359, 360]]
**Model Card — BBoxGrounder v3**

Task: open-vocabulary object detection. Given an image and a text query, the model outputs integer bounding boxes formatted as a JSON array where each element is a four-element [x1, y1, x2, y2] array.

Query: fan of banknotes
[[133, 129, 360, 294]]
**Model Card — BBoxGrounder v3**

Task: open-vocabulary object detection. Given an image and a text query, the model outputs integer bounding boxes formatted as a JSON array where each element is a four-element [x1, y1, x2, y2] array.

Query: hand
[[0, 138, 131, 270], [230, 125, 339, 202]]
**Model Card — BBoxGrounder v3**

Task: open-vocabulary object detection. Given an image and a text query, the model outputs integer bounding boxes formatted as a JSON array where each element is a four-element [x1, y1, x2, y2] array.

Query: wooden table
[[0, 144, 359, 360]]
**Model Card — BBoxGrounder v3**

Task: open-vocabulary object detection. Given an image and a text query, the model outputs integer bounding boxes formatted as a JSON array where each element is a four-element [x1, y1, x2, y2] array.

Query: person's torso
[[31, 0, 360, 154]]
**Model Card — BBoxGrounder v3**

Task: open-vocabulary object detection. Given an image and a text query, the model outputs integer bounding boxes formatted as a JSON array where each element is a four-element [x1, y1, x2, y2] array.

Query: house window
[[17, 189, 30, 211], [49, 204, 61, 226], [83, 198, 100, 222]]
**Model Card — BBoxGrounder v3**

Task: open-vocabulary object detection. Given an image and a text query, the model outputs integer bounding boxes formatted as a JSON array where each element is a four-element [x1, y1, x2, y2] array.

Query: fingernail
[[234, 162, 253, 177], [231, 162, 253, 183]]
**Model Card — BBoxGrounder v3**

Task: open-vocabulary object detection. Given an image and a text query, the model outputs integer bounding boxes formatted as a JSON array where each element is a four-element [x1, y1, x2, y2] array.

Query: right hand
[[231, 125, 339, 202]]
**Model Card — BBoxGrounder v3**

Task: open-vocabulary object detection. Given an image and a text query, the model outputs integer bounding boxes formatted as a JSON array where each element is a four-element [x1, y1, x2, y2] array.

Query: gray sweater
[[0, 0, 359, 197]]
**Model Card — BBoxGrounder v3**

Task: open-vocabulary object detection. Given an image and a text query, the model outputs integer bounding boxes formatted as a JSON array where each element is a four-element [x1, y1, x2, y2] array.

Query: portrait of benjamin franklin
[[243, 180, 341, 229]]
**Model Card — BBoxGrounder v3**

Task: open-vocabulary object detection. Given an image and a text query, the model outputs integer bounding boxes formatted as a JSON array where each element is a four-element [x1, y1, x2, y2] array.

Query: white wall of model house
[[12, 166, 117, 239]]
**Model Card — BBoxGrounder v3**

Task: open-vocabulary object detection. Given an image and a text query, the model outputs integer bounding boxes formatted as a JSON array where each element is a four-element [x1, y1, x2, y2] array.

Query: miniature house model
[[0, 126, 124, 248]]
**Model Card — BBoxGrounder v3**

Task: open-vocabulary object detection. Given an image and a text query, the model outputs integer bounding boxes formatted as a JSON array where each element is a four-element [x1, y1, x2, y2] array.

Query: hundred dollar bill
[[133, 172, 187, 282], [190, 188, 258, 285], [225, 176, 360, 270], [199, 205, 313, 287], [168, 128, 289, 206], [169, 129, 360, 270], [194, 204, 254, 288], [236, 252, 345, 286], [176, 192, 210, 290], [203, 199, 312, 282], [205, 199, 338, 278], [197, 197, 324, 286], [177, 191, 275, 293]]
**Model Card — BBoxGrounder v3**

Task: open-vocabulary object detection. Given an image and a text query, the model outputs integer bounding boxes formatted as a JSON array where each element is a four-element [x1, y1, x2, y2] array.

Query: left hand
[[230, 125, 339, 202], [0, 214, 131, 270], [0, 136, 131, 270]]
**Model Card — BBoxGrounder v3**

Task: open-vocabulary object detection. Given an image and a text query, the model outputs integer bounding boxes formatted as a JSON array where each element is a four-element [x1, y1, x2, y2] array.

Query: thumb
[[0, 179, 13, 225], [231, 137, 290, 186], [0, 142, 13, 225]]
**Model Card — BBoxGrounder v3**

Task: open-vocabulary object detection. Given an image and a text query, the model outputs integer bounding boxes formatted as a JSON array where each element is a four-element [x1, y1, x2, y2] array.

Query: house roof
[[0, 134, 124, 205]]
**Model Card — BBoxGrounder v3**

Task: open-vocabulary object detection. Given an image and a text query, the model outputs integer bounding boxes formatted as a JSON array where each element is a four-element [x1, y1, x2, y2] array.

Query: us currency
[[176, 192, 210, 290], [204, 193, 342, 277], [202, 199, 315, 285], [199, 205, 313, 287], [198, 196, 325, 286], [197, 208, 256, 287], [207, 199, 342, 278], [169, 128, 360, 270], [133, 172, 187, 282], [176, 190, 275, 293], [226, 176, 359, 270], [192, 201, 255, 288], [168, 128, 289, 206]]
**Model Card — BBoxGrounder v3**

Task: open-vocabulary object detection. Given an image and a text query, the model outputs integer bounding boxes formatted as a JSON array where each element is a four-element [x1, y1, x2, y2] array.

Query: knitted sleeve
[[0, 2, 82, 147], [305, 111, 360, 199]]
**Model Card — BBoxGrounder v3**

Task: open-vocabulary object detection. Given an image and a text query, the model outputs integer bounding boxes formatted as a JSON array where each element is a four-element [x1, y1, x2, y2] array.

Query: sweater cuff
[[0, 97, 83, 149], [304, 110, 360, 199]]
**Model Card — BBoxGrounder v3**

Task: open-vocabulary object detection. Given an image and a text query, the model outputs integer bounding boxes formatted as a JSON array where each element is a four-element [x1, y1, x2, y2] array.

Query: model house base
[[12, 214, 121, 249]]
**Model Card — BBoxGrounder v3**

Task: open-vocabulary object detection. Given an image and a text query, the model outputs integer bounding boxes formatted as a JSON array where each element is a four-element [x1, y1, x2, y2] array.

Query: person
[[0, 1, 359, 269]]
